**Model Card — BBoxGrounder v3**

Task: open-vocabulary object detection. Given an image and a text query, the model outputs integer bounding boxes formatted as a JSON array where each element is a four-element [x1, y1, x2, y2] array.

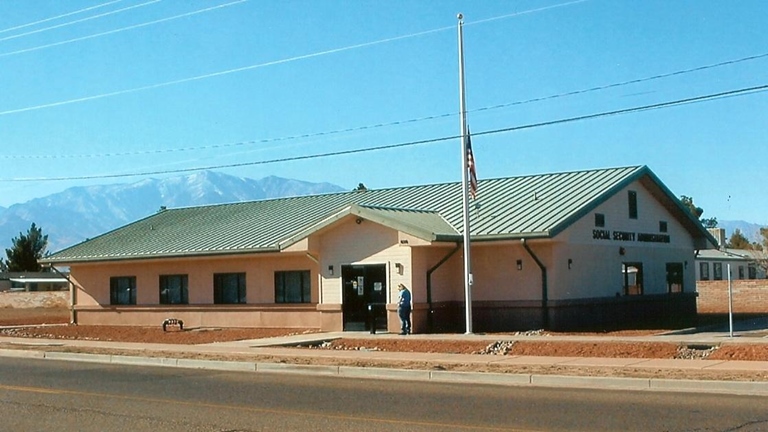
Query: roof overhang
[[40, 246, 281, 265], [9, 278, 68, 284]]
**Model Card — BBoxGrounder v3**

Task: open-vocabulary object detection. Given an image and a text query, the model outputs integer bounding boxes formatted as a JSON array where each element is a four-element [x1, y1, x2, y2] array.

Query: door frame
[[341, 263, 388, 331]]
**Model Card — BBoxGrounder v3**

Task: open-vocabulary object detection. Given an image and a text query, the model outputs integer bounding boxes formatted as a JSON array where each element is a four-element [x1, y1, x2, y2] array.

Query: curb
[[2, 348, 768, 396]]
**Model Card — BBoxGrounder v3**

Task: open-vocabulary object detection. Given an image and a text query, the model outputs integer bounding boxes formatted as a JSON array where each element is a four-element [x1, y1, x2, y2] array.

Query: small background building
[[0, 272, 69, 292], [695, 228, 768, 315]]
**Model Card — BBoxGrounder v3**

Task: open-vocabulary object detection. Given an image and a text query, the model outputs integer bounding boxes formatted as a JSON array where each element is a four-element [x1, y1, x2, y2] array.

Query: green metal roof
[[43, 165, 716, 264]]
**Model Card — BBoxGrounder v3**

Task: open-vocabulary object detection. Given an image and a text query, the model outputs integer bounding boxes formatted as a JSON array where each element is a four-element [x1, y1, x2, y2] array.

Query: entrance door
[[342, 264, 387, 331]]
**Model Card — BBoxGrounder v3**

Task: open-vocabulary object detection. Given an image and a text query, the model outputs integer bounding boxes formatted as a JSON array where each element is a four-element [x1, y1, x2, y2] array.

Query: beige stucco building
[[43, 166, 716, 332]]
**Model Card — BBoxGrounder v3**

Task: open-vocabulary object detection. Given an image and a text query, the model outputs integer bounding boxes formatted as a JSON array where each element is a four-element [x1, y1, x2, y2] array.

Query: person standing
[[397, 283, 411, 335]]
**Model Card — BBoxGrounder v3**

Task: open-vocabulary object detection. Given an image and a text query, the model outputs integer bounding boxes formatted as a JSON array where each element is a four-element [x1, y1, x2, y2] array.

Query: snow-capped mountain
[[0, 171, 345, 253], [717, 220, 766, 243]]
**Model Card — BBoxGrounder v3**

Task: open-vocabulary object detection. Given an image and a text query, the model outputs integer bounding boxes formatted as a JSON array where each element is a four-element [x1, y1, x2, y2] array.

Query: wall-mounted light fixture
[[619, 247, 626, 256], [568, 258, 573, 270], [328, 265, 334, 276], [355, 217, 363, 224], [516, 259, 523, 271], [395, 262, 403, 274]]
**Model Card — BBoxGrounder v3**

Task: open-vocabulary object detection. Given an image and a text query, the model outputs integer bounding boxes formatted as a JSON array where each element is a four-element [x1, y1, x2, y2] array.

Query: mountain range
[[0, 171, 764, 255], [0, 171, 345, 254], [717, 220, 766, 244]]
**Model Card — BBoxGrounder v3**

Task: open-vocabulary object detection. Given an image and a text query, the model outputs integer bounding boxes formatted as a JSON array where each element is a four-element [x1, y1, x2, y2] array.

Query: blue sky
[[1, 0, 766, 224]]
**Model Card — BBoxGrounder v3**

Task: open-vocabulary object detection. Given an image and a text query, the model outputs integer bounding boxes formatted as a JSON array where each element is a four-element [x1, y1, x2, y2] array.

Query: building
[[696, 249, 766, 282], [694, 229, 768, 315], [42, 165, 716, 332], [0, 272, 69, 292]]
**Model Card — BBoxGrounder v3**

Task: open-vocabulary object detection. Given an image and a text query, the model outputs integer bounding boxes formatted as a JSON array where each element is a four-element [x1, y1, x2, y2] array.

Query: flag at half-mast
[[466, 129, 478, 199]]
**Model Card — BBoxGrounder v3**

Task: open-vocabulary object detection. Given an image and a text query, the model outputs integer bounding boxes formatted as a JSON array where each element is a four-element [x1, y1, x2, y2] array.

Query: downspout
[[426, 243, 461, 333], [521, 239, 549, 329], [48, 265, 76, 325]]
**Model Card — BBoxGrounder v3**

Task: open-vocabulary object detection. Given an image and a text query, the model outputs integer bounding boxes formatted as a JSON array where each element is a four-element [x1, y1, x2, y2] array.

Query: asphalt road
[[0, 357, 767, 432]]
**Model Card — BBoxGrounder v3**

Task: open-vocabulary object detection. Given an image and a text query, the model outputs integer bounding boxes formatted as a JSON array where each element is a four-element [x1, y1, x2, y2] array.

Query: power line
[[3, 49, 767, 160], [0, 0, 586, 115], [0, 0, 124, 35], [3, 83, 765, 182], [0, 0, 162, 43], [0, 0, 248, 59]]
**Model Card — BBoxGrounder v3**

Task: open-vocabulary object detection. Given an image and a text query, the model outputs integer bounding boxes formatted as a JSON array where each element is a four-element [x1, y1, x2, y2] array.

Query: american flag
[[466, 130, 478, 199]]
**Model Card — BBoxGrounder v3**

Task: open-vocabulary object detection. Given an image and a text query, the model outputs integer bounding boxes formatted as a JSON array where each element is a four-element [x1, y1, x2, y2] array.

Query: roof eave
[[40, 246, 281, 265]]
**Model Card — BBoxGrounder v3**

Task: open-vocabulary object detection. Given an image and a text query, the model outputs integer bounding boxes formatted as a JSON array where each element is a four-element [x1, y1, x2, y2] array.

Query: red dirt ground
[[1, 308, 767, 361]]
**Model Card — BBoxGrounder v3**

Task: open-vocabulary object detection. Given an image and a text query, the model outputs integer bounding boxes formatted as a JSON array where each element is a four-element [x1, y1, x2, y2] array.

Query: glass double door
[[342, 264, 387, 331]]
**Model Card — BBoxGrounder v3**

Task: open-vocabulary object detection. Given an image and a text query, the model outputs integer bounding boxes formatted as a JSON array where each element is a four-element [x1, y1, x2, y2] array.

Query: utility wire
[[0, 0, 124, 35], [3, 50, 767, 160], [0, 0, 247, 59], [3, 83, 765, 182], [0, 0, 161, 43], [0, 0, 585, 114]]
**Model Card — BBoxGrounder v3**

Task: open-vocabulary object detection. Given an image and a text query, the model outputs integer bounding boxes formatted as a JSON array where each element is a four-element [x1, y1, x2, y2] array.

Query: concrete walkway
[[1, 322, 767, 396]]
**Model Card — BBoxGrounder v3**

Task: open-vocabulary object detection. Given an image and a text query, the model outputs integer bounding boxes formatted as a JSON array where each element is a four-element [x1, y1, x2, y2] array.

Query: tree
[[679, 195, 717, 228], [680, 195, 703, 218], [3, 223, 49, 272], [754, 227, 768, 277], [726, 229, 752, 249]]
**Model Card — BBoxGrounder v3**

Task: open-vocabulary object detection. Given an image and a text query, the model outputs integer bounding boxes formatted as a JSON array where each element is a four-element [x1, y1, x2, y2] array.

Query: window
[[699, 262, 709, 281], [713, 262, 723, 281], [628, 191, 638, 219], [622, 262, 643, 295], [659, 221, 668, 232], [275, 270, 311, 303], [160, 275, 188, 304], [594, 213, 605, 227], [738, 266, 745, 279], [214, 273, 246, 304], [748, 263, 757, 279], [666, 263, 683, 293], [110, 276, 136, 305]]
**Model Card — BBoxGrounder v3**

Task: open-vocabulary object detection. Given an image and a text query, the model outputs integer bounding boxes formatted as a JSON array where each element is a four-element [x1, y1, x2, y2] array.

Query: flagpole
[[457, 13, 473, 334]]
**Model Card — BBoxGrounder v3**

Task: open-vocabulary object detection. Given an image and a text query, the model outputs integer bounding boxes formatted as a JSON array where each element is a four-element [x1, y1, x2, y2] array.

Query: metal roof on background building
[[42, 165, 716, 264]]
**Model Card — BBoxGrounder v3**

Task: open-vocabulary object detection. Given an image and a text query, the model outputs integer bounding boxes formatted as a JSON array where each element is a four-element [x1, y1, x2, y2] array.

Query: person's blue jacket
[[398, 287, 411, 309]]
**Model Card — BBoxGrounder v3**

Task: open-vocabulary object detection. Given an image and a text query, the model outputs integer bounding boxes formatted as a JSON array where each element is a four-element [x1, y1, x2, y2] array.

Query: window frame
[[713, 262, 723, 281], [213, 273, 247, 304], [622, 262, 644, 296], [699, 262, 710, 281], [628, 190, 638, 219], [110, 276, 136, 305], [275, 270, 311, 304], [159, 274, 189, 305], [594, 213, 605, 228], [666, 262, 684, 293]]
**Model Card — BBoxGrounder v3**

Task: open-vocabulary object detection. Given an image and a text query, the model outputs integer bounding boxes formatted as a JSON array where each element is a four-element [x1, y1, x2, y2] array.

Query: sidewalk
[[1, 323, 767, 396]]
